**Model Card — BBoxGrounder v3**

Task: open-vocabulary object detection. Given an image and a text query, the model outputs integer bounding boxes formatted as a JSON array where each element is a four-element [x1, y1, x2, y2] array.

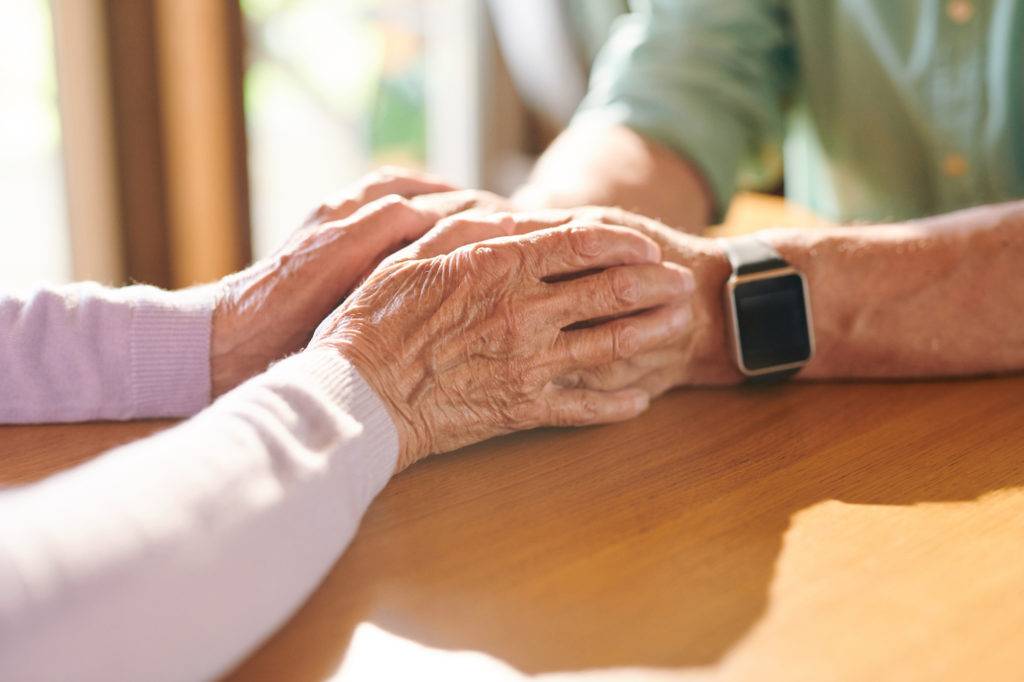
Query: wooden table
[[3, 196, 1023, 681]]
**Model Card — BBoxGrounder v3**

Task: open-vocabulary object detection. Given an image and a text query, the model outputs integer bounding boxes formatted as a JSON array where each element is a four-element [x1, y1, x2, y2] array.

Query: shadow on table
[[228, 375, 1024, 680]]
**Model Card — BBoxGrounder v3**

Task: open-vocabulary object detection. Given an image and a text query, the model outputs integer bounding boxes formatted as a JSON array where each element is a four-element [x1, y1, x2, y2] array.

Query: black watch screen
[[732, 273, 812, 372]]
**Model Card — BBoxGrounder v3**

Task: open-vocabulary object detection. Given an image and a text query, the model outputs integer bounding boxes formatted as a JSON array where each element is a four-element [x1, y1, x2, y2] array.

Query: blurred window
[[242, 0, 429, 256], [0, 0, 70, 289]]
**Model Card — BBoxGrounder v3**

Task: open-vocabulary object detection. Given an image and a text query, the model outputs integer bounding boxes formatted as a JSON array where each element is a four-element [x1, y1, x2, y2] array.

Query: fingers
[[569, 206, 655, 233], [389, 209, 577, 262], [504, 209, 575, 234], [355, 166, 456, 203], [330, 190, 512, 264], [544, 262, 694, 327], [515, 224, 662, 279], [553, 303, 691, 372], [506, 206, 669, 240], [540, 385, 650, 427], [409, 189, 514, 219], [554, 346, 685, 392], [333, 194, 439, 250], [629, 368, 681, 400], [313, 167, 457, 223], [394, 213, 518, 262]]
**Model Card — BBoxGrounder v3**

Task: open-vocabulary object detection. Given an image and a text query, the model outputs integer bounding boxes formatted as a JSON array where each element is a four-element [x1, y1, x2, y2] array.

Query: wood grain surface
[[3, 195, 1022, 681]]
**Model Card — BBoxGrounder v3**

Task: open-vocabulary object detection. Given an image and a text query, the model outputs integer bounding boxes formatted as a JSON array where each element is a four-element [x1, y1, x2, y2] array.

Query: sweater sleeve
[[0, 282, 216, 423], [0, 349, 398, 682]]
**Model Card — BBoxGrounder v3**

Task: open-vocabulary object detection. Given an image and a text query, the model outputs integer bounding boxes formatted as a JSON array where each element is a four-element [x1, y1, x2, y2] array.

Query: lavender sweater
[[0, 284, 398, 681]]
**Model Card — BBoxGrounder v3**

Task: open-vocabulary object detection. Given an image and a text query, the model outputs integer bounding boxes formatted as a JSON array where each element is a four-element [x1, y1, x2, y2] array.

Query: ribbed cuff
[[128, 287, 215, 419], [265, 349, 399, 487]]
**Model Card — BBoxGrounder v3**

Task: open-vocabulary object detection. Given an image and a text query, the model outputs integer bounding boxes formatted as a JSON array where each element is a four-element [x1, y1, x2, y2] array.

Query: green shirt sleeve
[[576, 0, 794, 220]]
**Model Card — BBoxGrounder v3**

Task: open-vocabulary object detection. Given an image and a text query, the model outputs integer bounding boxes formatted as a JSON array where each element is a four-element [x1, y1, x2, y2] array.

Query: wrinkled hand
[[518, 206, 742, 396], [210, 167, 461, 397], [310, 213, 695, 471]]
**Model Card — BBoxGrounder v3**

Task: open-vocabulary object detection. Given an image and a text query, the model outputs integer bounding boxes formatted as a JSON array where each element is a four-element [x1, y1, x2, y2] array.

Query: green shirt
[[577, 0, 1024, 222]]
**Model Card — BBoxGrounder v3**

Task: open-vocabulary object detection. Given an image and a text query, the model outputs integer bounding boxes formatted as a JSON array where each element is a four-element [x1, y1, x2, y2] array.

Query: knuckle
[[608, 268, 640, 306], [465, 242, 519, 277], [377, 193, 412, 211], [574, 395, 601, 423], [374, 194, 419, 221], [566, 226, 603, 260], [612, 322, 641, 360], [464, 242, 499, 268], [306, 197, 347, 225], [489, 211, 517, 233], [311, 201, 334, 220]]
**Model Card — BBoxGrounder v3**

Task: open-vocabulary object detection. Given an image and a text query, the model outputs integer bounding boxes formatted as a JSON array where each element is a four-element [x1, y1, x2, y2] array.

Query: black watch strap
[[724, 235, 789, 275], [746, 367, 799, 385]]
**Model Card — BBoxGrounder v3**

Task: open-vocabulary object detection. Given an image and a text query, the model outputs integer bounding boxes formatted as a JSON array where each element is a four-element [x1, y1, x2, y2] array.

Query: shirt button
[[947, 0, 974, 23], [942, 153, 969, 177]]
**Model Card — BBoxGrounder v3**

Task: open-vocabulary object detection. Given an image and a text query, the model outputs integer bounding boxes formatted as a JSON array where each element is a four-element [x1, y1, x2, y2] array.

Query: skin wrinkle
[[200, 170, 690, 479], [208, 170, 480, 398], [789, 205, 1024, 378], [312, 220, 688, 471]]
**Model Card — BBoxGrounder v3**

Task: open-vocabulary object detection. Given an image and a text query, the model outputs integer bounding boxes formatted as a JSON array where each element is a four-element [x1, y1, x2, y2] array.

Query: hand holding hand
[[210, 168, 459, 397], [517, 206, 741, 396], [310, 213, 695, 471]]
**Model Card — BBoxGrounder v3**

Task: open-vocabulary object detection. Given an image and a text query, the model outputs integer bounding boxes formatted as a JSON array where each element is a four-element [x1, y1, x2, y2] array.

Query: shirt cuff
[[262, 348, 400, 485], [128, 286, 216, 418]]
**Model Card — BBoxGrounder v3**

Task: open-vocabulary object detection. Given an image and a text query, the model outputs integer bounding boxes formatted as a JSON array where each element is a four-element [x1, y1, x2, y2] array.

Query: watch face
[[732, 273, 812, 372]]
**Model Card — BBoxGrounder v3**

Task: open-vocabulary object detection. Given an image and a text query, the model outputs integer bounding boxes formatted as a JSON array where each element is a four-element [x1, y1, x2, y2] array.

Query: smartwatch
[[722, 235, 815, 381]]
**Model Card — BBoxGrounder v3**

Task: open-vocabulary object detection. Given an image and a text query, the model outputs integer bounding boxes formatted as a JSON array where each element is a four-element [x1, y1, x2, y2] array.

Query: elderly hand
[[210, 167, 462, 397], [310, 213, 695, 471], [523, 207, 743, 397]]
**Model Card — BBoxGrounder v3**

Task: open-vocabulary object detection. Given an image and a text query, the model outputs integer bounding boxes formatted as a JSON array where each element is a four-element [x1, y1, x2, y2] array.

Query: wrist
[[264, 348, 401, 478], [209, 279, 252, 398], [311, 335, 427, 473], [756, 228, 844, 380], [686, 243, 746, 385], [209, 263, 326, 397]]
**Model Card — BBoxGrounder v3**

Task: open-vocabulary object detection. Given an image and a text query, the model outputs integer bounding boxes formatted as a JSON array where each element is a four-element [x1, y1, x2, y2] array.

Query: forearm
[[764, 202, 1024, 379], [0, 350, 396, 681], [513, 122, 714, 233], [569, 201, 1024, 385], [0, 283, 214, 423]]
